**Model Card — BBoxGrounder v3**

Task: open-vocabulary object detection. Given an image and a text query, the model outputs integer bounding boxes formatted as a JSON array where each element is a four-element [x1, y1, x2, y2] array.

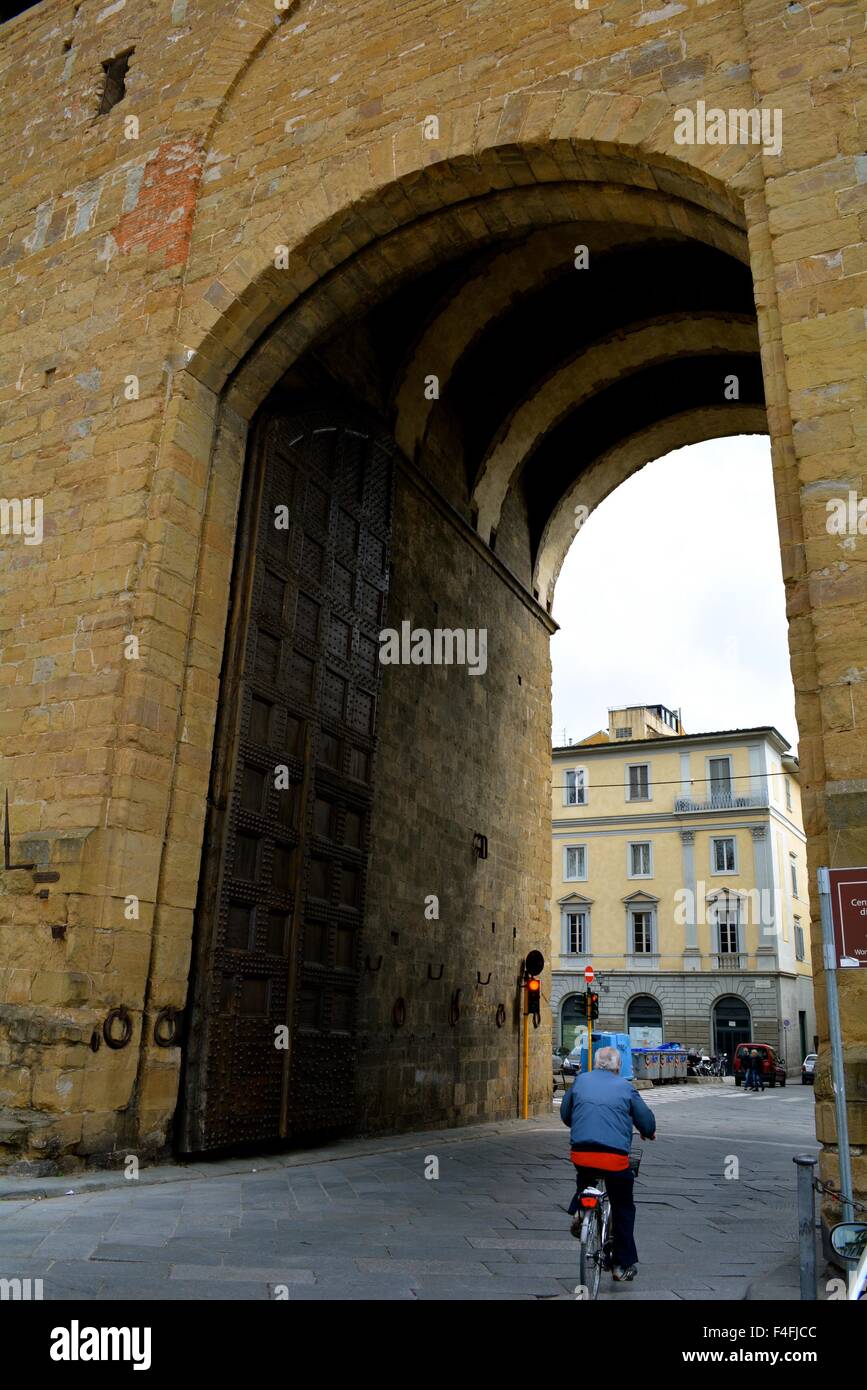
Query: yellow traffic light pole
[[586, 988, 593, 1071], [521, 986, 530, 1119], [520, 954, 544, 1120]]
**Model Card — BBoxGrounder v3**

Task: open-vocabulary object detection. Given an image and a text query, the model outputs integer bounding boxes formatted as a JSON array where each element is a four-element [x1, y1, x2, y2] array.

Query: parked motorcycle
[[686, 1049, 708, 1076]]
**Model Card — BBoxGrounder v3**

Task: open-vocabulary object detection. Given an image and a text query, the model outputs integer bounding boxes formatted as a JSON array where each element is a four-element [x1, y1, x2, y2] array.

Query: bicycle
[[575, 1178, 612, 1299], [574, 1146, 643, 1300]]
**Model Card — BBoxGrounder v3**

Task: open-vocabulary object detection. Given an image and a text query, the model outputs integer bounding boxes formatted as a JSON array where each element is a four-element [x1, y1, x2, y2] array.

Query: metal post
[[793, 1154, 817, 1300], [817, 868, 855, 1222], [521, 986, 529, 1120]]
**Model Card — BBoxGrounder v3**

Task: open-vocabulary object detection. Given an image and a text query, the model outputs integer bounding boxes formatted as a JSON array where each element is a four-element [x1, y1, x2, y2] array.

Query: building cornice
[[553, 813, 773, 832], [553, 808, 807, 844], [554, 727, 793, 758]]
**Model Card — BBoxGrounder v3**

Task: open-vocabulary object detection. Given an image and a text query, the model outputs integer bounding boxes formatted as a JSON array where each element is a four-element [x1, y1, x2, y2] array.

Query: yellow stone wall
[[0, 0, 863, 1206]]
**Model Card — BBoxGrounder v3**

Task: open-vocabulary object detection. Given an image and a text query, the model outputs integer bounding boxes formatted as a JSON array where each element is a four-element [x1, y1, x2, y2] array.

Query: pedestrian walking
[[746, 1048, 764, 1092]]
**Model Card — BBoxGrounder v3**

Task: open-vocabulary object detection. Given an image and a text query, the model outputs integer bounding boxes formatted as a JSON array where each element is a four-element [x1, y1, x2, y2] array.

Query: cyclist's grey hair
[[595, 1047, 621, 1073]]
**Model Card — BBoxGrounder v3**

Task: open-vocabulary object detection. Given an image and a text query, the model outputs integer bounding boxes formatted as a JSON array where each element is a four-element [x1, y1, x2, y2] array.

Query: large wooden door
[[178, 406, 394, 1152]]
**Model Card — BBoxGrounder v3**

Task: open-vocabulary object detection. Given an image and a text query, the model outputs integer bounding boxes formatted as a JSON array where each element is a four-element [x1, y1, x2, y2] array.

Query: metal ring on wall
[[448, 989, 461, 1027], [103, 1007, 133, 1050], [392, 997, 407, 1027], [495, 1003, 506, 1028], [154, 1007, 181, 1048]]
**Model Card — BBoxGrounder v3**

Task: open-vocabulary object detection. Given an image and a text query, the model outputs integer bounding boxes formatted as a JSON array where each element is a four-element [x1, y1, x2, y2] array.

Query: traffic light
[[573, 993, 588, 1019], [526, 977, 541, 1020], [523, 951, 544, 1026], [589, 991, 600, 1020]]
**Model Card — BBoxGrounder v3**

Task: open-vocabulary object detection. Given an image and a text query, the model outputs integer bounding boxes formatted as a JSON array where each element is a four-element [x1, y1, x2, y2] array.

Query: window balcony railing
[[711, 952, 748, 970], [674, 791, 769, 813]]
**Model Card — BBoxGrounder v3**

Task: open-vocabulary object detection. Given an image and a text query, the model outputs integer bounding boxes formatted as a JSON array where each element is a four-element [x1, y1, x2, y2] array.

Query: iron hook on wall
[[153, 1007, 182, 1048], [103, 1007, 133, 1050], [476, 971, 492, 986], [472, 832, 488, 860], [364, 954, 383, 972], [426, 962, 444, 981]]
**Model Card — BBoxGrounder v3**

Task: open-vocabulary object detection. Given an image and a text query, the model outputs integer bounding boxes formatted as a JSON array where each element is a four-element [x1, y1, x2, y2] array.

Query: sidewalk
[[0, 1086, 817, 1301]]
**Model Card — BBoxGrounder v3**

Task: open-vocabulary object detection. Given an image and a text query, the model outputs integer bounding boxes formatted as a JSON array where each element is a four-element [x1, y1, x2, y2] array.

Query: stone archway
[[713, 995, 753, 1076], [627, 994, 664, 1046], [161, 132, 774, 1148]]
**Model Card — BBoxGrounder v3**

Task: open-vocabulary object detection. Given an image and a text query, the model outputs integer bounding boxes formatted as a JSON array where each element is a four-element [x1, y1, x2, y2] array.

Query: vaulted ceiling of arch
[[271, 200, 765, 603]]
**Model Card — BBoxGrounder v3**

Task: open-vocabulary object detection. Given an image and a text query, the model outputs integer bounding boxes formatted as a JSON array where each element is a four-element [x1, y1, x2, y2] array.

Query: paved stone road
[[0, 1081, 819, 1301]]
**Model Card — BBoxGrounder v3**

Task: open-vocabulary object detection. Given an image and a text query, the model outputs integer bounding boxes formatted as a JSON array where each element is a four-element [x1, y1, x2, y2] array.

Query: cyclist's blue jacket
[[560, 1070, 656, 1154]]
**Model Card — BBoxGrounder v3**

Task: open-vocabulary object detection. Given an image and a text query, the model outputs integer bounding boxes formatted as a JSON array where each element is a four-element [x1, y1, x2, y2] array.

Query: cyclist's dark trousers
[[569, 1167, 638, 1267]]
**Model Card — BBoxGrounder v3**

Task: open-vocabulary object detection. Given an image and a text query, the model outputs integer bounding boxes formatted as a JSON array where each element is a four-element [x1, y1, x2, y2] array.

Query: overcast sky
[[550, 436, 799, 753]]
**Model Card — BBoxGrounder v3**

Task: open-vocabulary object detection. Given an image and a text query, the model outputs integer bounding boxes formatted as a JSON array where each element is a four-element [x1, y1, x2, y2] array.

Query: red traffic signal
[[526, 976, 541, 1018], [588, 991, 600, 1020]]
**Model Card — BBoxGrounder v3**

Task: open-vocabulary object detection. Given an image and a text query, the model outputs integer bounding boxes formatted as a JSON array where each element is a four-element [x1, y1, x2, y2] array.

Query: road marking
[[661, 1132, 817, 1149]]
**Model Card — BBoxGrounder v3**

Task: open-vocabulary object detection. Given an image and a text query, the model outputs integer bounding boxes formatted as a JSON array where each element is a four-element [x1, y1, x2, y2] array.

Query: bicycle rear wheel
[[578, 1197, 609, 1299]]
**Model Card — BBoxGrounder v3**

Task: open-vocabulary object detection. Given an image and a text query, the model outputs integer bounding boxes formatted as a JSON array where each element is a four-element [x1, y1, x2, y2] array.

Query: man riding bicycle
[[560, 1046, 656, 1283]]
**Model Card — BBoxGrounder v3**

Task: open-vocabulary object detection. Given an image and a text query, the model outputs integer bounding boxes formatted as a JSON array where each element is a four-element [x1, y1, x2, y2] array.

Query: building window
[[563, 910, 587, 955], [711, 836, 737, 873], [716, 901, 740, 955], [794, 918, 805, 961], [790, 854, 798, 898], [627, 763, 650, 801], [785, 777, 792, 811], [631, 910, 654, 953], [564, 845, 586, 881], [564, 768, 586, 806], [615, 726, 632, 739], [628, 841, 652, 878], [708, 756, 733, 804]]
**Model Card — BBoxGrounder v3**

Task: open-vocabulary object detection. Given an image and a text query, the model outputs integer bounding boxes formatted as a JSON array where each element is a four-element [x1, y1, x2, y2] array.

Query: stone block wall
[[0, 0, 863, 1189], [358, 465, 553, 1132]]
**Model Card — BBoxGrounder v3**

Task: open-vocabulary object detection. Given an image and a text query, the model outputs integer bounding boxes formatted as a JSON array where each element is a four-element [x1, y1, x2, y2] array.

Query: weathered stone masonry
[[0, 0, 864, 1229]]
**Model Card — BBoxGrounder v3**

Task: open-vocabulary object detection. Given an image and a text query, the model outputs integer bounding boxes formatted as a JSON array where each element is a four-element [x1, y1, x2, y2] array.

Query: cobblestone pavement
[[0, 1081, 819, 1301]]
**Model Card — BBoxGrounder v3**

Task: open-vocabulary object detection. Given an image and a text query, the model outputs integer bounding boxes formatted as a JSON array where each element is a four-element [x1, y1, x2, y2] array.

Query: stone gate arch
[[151, 126, 789, 1152]]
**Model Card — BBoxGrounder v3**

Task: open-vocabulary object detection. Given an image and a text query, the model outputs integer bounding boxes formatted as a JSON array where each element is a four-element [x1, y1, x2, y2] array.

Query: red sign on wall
[[827, 869, 867, 967]]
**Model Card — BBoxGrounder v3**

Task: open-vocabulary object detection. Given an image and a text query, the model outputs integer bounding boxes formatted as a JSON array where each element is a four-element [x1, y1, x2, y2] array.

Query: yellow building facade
[[551, 706, 815, 1070]]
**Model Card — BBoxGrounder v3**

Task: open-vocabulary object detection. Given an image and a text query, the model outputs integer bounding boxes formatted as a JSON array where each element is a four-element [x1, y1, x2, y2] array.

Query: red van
[[734, 1042, 787, 1087]]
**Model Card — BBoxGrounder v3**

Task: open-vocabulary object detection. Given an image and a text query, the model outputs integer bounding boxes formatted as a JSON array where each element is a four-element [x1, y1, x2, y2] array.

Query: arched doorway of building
[[627, 995, 663, 1047], [560, 995, 587, 1051], [713, 996, 752, 1074]]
